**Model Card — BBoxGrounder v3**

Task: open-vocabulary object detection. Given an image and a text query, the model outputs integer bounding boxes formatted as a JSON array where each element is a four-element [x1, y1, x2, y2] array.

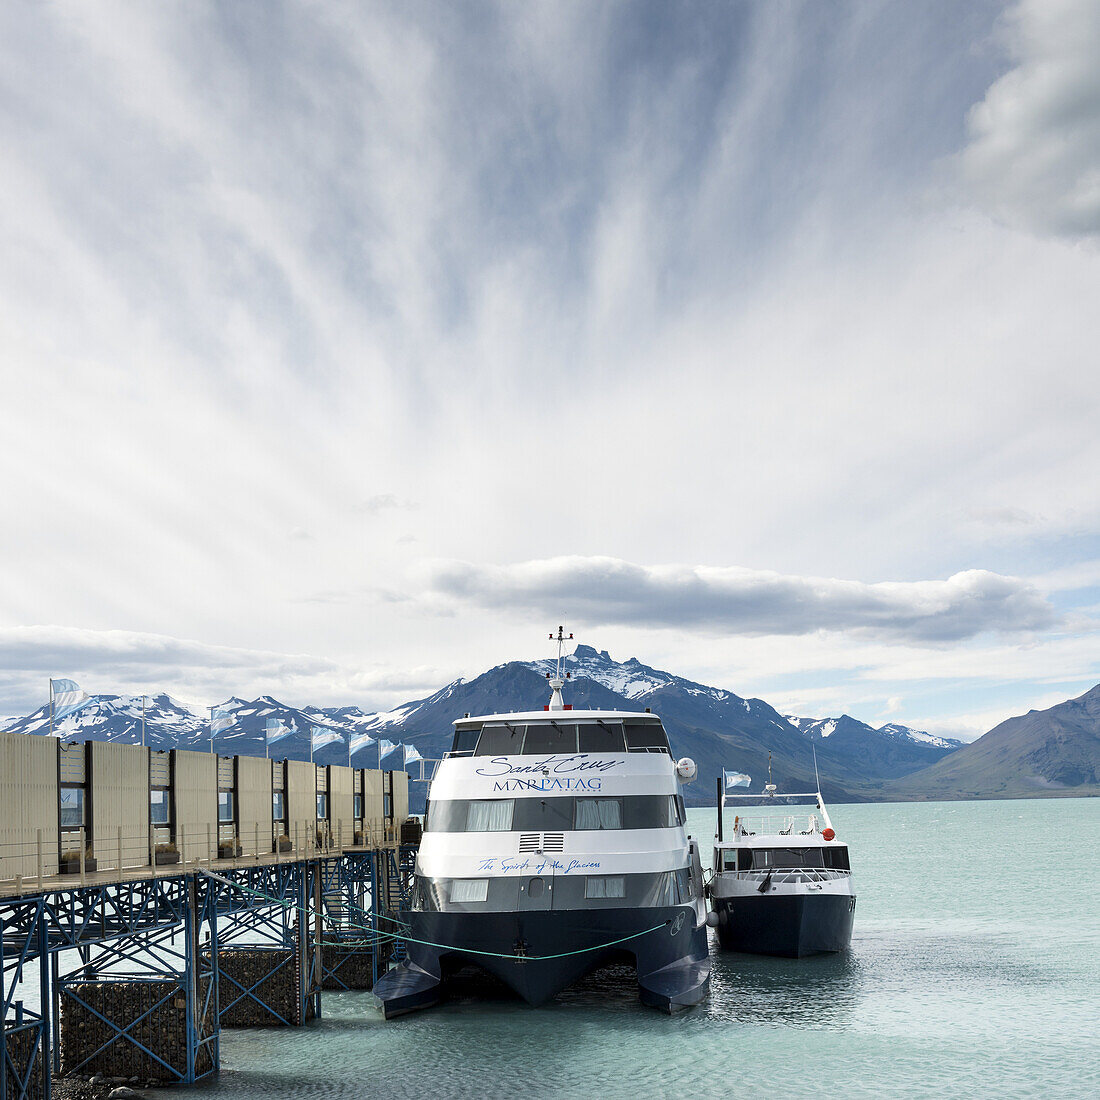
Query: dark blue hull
[[373, 906, 710, 1017], [712, 892, 855, 957]]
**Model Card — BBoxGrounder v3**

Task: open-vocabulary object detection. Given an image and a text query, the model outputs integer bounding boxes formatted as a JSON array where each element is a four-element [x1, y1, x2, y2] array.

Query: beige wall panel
[[0, 735, 60, 881], [286, 760, 315, 851], [236, 755, 271, 856], [393, 770, 409, 825], [90, 742, 148, 868], [329, 765, 353, 846], [174, 750, 217, 862], [361, 768, 384, 833]]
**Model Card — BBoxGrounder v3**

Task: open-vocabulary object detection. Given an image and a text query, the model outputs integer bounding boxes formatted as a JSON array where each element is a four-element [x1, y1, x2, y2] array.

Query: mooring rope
[[196, 869, 669, 962]]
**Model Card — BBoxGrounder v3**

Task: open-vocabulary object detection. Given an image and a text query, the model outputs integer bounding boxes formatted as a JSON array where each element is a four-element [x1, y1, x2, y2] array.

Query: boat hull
[[711, 892, 855, 957], [373, 905, 710, 1017]]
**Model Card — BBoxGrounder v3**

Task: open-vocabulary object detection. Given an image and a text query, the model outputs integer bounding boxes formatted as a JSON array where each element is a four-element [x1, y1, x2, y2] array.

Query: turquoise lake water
[[145, 797, 1100, 1099]]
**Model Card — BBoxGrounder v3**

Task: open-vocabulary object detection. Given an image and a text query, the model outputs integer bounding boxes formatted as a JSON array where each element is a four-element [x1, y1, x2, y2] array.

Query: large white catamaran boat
[[373, 629, 711, 1016]]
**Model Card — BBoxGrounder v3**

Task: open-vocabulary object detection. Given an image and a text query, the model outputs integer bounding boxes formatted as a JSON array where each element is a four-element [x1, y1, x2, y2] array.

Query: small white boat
[[707, 766, 855, 957]]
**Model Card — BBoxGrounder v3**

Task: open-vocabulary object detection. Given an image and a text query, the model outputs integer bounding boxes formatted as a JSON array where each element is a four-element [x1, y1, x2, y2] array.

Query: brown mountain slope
[[890, 684, 1100, 800]]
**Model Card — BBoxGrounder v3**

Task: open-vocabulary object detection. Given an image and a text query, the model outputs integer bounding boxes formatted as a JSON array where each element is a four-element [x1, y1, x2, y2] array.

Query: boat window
[[666, 795, 681, 827], [624, 720, 670, 753], [528, 877, 545, 899], [577, 721, 626, 753], [743, 847, 828, 869], [450, 879, 489, 903], [824, 846, 850, 870], [522, 722, 578, 754], [465, 800, 515, 831], [574, 799, 623, 830], [450, 726, 481, 755], [473, 723, 524, 757], [585, 876, 625, 899], [673, 868, 692, 903]]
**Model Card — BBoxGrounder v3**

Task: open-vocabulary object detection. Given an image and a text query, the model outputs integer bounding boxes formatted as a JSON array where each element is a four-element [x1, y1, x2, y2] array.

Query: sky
[[1, 0, 1099, 740]]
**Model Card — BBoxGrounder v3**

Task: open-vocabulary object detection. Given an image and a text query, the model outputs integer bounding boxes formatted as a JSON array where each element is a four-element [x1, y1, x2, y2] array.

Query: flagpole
[[49, 678, 54, 740], [142, 695, 146, 748], [209, 706, 214, 754]]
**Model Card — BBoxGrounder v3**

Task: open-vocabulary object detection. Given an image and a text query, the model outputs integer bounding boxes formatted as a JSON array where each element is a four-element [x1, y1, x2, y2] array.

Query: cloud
[[0, 625, 445, 715], [355, 494, 419, 515], [961, 0, 1100, 237], [422, 556, 1058, 642]]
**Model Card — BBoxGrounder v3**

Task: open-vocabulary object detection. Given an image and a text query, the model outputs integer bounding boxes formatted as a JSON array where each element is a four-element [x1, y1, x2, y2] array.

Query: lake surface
[[147, 797, 1100, 1099]]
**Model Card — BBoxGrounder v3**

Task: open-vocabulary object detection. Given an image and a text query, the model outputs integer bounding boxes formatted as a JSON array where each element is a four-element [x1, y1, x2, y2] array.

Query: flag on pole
[[403, 744, 423, 768], [723, 769, 751, 789], [379, 739, 399, 761], [52, 679, 90, 720], [349, 732, 376, 758], [210, 703, 234, 738], [266, 718, 293, 746], [311, 726, 343, 753]]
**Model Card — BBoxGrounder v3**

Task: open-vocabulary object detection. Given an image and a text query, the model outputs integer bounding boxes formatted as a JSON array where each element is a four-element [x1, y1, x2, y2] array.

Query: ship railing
[[729, 813, 821, 837], [730, 868, 850, 885]]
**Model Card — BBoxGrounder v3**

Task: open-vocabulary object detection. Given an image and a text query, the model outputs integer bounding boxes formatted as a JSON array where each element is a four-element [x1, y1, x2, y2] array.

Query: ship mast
[[546, 625, 573, 710]]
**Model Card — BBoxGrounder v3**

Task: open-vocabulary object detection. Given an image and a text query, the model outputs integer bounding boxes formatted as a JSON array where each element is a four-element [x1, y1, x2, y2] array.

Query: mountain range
[[4, 646, 1097, 807]]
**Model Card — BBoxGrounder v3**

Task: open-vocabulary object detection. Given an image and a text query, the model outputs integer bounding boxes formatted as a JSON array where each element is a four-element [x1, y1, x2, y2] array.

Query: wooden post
[[79, 826, 86, 885]]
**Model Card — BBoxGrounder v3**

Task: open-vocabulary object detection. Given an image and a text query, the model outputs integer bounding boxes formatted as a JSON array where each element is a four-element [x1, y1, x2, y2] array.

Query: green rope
[[200, 870, 670, 962]]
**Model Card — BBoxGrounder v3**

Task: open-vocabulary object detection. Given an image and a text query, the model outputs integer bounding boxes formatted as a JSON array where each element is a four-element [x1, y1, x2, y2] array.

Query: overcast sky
[[2, 0, 1098, 739]]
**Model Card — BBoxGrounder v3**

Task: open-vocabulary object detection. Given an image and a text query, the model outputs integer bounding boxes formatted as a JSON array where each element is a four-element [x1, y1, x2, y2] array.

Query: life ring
[[822, 827, 835, 841]]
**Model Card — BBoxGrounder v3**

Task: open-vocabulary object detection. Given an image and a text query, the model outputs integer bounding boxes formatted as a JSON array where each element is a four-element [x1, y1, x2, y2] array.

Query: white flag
[[403, 743, 423, 767], [311, 725, 343, 752], [379, 739, 399, 760], [723, 769, 751, 789], [52, 679, 90, 720], [266, 718, 293, 745], [210, 703, 234, 737], [350, 732, 376, 757]]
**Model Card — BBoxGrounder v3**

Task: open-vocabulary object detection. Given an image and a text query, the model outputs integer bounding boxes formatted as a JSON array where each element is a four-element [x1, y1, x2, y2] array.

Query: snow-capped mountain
[[1, 694, 390, 768], [782, 712, 962, 779], [4, 693, 207, 748]]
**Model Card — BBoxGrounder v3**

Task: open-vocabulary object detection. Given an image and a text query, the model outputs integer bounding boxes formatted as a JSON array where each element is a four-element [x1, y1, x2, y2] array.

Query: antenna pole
[[546, 625, 574, 711], [716, 776, 723, 841]]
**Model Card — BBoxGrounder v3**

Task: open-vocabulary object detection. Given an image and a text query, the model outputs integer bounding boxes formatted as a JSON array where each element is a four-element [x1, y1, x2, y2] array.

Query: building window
[[150, 789, 170, 825], [218, 790, 234, 823], [273, 791, 285, 821], [383, 792, 392, 819], [60, 787, 84, 829], [316, 793, 328, 820], [353, 793, 363, 819]]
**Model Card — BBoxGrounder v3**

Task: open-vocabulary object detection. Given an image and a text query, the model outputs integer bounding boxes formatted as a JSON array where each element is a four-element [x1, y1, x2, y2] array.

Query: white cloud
[[423, 556, 1056, 642], [0, 626, 446, 715], [961, 0, 1100, 237]]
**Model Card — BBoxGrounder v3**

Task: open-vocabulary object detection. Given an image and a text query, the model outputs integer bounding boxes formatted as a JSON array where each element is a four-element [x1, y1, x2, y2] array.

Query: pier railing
[[0, 817, 404, 898]]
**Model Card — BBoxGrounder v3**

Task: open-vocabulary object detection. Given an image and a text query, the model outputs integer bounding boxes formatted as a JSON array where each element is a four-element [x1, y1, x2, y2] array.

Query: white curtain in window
[[585, 876, 625, 899], [451, 879, 489, 903], [466, 800, 514, 831], [576, 799, 622, 829]]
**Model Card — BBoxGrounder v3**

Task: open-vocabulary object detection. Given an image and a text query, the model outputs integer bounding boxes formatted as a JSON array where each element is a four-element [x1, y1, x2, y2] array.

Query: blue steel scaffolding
[[1, 848, 415, 1100]]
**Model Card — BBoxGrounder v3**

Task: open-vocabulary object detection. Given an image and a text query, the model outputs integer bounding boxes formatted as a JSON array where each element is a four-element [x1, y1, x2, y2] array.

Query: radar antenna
[[546, 625, 574, 711], [764, 750, 777, 798]]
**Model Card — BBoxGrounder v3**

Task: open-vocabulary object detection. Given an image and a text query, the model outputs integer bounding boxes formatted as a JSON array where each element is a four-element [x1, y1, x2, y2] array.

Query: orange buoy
[[822, 827, 835, 841]]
